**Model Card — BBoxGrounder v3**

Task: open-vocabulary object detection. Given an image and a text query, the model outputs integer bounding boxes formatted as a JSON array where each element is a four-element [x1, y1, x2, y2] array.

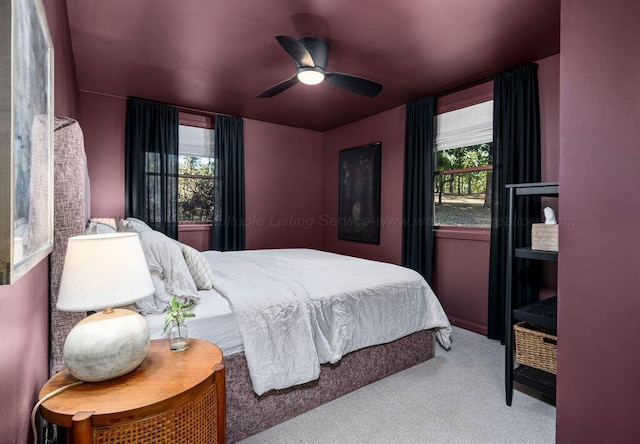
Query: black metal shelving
[[513, 366, 556, 398], [515, 248, 558, 262], [505, 182, 559, 406], [513, 296, 557, 329]]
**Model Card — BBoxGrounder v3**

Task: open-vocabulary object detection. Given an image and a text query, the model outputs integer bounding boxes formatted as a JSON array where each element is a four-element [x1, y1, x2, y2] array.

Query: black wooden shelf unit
[[505, 182, 559, 406]]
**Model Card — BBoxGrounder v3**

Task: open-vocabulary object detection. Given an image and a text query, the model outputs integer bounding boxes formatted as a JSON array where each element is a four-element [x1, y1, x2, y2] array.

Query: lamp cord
[[31, 381, 84, 444]]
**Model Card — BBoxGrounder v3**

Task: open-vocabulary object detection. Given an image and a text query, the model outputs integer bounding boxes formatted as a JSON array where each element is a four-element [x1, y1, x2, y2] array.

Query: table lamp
[[56, 233, 155, 382]]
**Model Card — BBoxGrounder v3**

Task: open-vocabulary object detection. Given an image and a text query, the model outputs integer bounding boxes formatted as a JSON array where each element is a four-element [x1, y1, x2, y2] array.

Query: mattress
[[202, 248, 451, 395], [145, 288, 244, 356]]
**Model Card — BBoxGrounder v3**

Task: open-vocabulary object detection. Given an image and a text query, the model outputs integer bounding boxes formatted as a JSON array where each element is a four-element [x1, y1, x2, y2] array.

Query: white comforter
[[204, 249, 451, 395]]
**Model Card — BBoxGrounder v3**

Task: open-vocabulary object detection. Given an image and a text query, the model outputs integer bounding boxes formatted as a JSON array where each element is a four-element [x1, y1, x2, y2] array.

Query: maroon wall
[[177, 225, 212, 251], [78, 92, 325, 251], [434, 229, 491, 333], [557, 1, 640, 442], [244, 119, 324, 250], [537, 54, 560, 299], [0, 1, 78, 442], [45, 0, 78, 117], [323, 106, 406, 264], [538, 55, 560, 184], [78, 92, 127, 219], [0, 261, 49, 443]]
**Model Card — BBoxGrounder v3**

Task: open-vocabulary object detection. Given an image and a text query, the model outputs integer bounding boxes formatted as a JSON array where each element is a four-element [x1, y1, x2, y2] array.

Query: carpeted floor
[[238, 326, 556, 444]]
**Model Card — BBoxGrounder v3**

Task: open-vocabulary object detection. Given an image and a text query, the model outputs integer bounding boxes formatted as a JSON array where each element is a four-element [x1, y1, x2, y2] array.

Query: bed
[[46, 122, 451, 443], [58, 213, 452, 443], [132, 224, 451, 443]]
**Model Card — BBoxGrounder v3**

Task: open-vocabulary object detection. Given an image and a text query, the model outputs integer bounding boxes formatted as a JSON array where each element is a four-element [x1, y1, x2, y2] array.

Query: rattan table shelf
[[39, 339, 225, 444]]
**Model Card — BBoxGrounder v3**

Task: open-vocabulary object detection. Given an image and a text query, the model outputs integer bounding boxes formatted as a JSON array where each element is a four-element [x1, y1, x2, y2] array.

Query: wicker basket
[[514, 322, 557, 375]]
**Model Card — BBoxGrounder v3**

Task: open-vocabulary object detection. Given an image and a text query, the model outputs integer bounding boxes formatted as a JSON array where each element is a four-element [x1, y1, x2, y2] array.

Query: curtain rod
[[434, 74, 495, 99], [434, 60, 541, 98], [78, 89, 236, 118]]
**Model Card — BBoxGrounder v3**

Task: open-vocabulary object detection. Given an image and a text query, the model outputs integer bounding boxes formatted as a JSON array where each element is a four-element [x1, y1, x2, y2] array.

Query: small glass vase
[[169, 322, 188, 352]]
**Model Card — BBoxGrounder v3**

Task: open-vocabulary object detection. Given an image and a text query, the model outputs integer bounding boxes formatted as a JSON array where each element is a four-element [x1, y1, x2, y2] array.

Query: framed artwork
[[338, 142, 381, 244], [0, 0, 54, 284]]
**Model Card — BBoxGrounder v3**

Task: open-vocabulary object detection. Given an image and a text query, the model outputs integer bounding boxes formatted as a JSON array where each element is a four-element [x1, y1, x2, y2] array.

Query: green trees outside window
[[434, 143, 493, 227], [178, 155, 214, 222]]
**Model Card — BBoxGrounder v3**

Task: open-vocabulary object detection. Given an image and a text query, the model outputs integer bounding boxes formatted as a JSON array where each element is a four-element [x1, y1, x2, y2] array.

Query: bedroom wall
[[0, 1, 78, 442], [78, 92, 325, 251], [244, 119, 324, 250], [557, 1, 640, 441], [323, 106, 406, 264], [322, 54, 560, 334], [78, 93, 127, 219]]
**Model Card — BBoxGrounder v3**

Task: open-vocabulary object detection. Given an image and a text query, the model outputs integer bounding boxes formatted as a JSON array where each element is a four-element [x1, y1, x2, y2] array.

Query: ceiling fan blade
[[298, 36, 329, 70], [325, 72, 383, 97], [275, 35, 314, 68], [256, 75, 300, 98]]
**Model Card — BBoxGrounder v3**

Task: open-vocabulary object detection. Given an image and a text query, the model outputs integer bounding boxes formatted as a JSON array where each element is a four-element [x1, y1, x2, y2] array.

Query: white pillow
[[118, 217, 153, 233], [85, 220, 118, 235], [91, 218, 117, 229], [181, 244, 214, 290], [136, 230, 199, 312], [134, 271, 167, 315]]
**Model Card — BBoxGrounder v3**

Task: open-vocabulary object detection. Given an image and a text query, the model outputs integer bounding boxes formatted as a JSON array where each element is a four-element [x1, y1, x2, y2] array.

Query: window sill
[[434, 226, 490, 242], [178, 223, 212, 232]]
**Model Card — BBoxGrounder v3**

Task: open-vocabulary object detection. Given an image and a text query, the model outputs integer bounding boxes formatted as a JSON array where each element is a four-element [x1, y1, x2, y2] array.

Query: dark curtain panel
[[402, 96, 436, 285], [212, 115, 245, 251], [487, 63, 542, 341], [125, 98, 179, 239]]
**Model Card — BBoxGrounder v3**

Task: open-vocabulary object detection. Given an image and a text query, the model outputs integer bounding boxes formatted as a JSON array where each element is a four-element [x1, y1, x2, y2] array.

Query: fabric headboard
[[49, 117, 90, 375]]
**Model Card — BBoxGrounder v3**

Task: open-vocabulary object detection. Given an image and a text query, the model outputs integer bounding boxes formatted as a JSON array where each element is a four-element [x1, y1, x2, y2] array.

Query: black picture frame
[[338, 142, 381, 244]]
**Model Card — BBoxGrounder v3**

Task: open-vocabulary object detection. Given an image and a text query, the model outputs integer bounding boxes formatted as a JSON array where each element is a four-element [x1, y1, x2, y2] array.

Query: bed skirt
[[224, 328, 436, 443]]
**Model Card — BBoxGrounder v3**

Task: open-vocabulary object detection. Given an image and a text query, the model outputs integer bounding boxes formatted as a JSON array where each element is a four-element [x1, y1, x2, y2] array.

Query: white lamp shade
[[57, 233, 154, 312]]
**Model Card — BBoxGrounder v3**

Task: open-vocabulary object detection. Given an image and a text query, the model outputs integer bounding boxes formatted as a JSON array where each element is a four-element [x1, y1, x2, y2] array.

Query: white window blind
[[179, 125, 214, 157], [434, 100, 493, 151]]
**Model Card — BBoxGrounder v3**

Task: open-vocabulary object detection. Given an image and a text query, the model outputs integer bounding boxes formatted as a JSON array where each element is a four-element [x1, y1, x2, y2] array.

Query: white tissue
[[543, 207, 557, 224]]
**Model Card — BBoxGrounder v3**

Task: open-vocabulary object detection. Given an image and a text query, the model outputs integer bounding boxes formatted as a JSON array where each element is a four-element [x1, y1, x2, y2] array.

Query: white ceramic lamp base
[[63, 308, 150, 382]]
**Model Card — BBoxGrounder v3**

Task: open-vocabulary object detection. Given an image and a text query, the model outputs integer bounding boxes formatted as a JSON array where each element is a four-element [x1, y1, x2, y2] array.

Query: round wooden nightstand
[[39, 339, 225, 444]]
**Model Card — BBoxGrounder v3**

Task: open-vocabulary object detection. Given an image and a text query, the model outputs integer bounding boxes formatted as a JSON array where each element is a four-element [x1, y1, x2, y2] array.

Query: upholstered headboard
[[49, 117, 90, 375]]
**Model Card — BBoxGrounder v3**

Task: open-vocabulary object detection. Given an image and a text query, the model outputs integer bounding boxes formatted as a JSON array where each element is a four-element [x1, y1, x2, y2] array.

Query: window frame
[[177, 115, 215, 226], [432, 91, 494, 229]]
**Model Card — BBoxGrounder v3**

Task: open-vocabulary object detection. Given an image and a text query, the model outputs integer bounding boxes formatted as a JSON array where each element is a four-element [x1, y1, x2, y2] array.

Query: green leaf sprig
[[162, 295, 196, 334]]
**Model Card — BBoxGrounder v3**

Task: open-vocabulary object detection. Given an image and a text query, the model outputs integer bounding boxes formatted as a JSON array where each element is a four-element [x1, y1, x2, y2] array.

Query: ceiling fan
[[257, 35, 383, 98]]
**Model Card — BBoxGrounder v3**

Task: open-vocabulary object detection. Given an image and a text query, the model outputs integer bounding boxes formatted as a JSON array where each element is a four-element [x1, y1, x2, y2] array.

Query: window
[[178, 125, 214, 223], [433, 100, 493, 228]]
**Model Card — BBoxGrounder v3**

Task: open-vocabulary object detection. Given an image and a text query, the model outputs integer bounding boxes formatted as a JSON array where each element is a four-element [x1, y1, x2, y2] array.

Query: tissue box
[[531, 224, 558, 252]]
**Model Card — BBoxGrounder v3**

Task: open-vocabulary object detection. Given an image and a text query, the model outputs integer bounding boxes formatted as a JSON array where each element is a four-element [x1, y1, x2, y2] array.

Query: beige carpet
[[238, 326, 556, 444]]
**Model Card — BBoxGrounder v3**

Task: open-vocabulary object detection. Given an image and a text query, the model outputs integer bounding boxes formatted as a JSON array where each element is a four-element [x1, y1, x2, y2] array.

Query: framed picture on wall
[[0, 0, 54, 284], [338, 142, 381, 244]]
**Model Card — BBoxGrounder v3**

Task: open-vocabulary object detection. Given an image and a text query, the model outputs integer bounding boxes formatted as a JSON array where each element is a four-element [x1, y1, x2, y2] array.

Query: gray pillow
[[136, 230, 200, 313]]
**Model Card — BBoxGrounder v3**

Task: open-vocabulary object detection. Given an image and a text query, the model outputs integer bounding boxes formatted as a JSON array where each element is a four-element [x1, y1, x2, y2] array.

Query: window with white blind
[[433, 100, 493, 227], [178, 125, 214, 223]]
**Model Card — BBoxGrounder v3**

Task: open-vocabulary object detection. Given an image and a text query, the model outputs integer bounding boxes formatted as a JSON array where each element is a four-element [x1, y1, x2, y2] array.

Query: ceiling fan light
[[297, 69, 325, 85]]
